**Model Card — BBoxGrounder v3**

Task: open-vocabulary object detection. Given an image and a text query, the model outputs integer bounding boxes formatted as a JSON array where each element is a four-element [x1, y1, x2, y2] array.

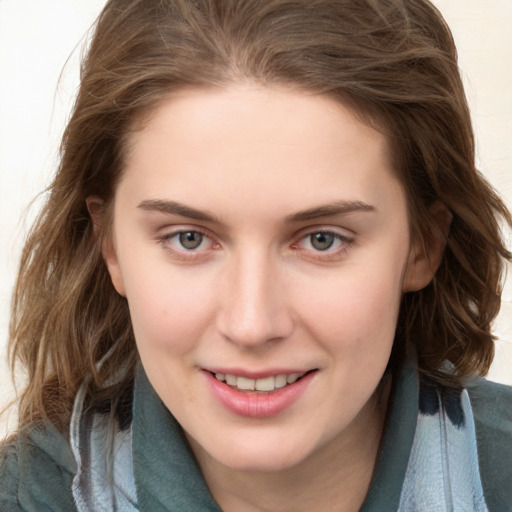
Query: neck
[[190, 377, 391, 512]]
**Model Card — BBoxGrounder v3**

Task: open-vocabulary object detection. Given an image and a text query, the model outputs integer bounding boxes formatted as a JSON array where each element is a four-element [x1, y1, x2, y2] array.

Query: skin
[[97, 85, 442, 511]]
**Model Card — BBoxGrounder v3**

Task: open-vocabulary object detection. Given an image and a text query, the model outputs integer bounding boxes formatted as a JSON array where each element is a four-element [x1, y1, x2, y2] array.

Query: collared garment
[[1, 362, 511, 511]]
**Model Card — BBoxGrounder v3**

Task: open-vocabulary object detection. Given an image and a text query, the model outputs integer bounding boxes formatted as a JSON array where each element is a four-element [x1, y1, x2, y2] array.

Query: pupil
[[311, 233, 334, 251], [179, 232, 203, 250]]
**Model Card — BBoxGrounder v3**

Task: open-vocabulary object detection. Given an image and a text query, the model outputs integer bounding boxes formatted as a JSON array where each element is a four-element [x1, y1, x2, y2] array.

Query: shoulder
[[466, 378, 512, 511], [0, 425, 77, 511], [467, 376, 512, 424]]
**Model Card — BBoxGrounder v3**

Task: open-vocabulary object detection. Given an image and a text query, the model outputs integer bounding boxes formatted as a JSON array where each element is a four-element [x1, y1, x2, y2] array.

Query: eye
[[158, 229, 216, 255], [293, 229, 354, 259], [177, 231, 205, 250], [299, 231, 346, 251], [309, 232, 337, 251]]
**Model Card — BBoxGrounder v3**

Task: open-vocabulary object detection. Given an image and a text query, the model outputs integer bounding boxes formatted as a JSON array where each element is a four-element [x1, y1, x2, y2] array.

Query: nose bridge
[[217, 245, 292, 347]]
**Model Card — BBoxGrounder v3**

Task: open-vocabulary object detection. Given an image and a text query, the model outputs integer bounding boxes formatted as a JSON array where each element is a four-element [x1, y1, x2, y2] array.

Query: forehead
[[119, 85, 405, 221]]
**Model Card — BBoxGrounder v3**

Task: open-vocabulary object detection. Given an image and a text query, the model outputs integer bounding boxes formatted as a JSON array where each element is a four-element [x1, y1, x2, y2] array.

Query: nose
[[216, 250, 294, 348]]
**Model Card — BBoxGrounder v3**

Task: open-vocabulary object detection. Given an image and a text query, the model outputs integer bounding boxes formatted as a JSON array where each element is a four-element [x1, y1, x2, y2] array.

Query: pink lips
[[205, 370, 316, 418]]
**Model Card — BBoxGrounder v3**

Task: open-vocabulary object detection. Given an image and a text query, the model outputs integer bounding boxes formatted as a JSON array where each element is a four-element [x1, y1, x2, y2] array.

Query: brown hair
[[7, 0, 511, 432]]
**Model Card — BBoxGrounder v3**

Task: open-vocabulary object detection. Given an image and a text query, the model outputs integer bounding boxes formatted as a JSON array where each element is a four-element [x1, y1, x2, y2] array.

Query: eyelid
[[294, 224, 355, 242]]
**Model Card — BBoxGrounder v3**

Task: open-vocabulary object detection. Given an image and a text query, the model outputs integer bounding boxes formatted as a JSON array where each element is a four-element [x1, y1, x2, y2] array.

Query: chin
[[198, 431, 319, 473]]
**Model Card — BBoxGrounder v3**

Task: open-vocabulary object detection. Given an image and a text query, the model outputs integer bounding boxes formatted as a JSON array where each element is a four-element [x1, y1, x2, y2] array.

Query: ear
[[403, 202, 452, 292], [86, 196, 126, 297]]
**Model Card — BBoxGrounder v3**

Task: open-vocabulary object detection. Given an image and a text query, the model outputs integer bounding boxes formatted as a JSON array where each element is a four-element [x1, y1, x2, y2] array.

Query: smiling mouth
[[210, 371, 314, 393]]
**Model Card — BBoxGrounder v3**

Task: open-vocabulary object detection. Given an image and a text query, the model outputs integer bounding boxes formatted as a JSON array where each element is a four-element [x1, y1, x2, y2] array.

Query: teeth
[[255, 376, 275, 392], [275, 374, 287, 389], [237, 377, 255, 391], [286, 373, 302, 384], [226, 374, 237, 386], [213, 372, 307, 392]]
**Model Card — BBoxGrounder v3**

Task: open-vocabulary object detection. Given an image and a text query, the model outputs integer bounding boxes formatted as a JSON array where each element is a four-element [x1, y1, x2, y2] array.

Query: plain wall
[[1, 0, 511, 436]]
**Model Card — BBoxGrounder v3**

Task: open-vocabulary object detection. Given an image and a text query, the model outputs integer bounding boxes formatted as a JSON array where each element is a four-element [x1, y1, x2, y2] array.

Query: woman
[[1, 0, 511, 510]]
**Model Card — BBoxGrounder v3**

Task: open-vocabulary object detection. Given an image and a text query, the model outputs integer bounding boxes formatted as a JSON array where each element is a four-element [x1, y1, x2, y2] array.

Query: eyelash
[[156, 227, 354, 261]]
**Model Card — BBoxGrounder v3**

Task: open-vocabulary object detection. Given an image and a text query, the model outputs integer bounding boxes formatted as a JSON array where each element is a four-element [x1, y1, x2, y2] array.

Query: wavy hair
[[7, 0, 511, 431]]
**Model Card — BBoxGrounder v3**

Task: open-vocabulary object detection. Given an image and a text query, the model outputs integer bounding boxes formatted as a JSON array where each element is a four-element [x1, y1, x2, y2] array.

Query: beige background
[[1, 0, 511, 436]]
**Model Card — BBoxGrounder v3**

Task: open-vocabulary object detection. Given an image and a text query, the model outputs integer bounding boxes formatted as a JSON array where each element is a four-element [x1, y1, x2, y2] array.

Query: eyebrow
[[137, 199, 220, 223], [285, 200, 376, 223], [137, 198, 375, 224]]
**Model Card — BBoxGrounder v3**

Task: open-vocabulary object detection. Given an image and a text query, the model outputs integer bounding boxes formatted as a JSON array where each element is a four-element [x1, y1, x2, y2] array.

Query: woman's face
[[104, 85, 433, 472]]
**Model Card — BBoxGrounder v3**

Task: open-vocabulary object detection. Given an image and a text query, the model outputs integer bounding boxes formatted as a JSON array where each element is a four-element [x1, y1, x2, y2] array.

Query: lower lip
[[205, 371, 316, 418]]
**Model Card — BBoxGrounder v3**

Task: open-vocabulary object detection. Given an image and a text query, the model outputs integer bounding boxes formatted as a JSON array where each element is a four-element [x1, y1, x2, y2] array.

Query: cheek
[[119, 256, 218, 355], [297, 260, 405, 358]]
